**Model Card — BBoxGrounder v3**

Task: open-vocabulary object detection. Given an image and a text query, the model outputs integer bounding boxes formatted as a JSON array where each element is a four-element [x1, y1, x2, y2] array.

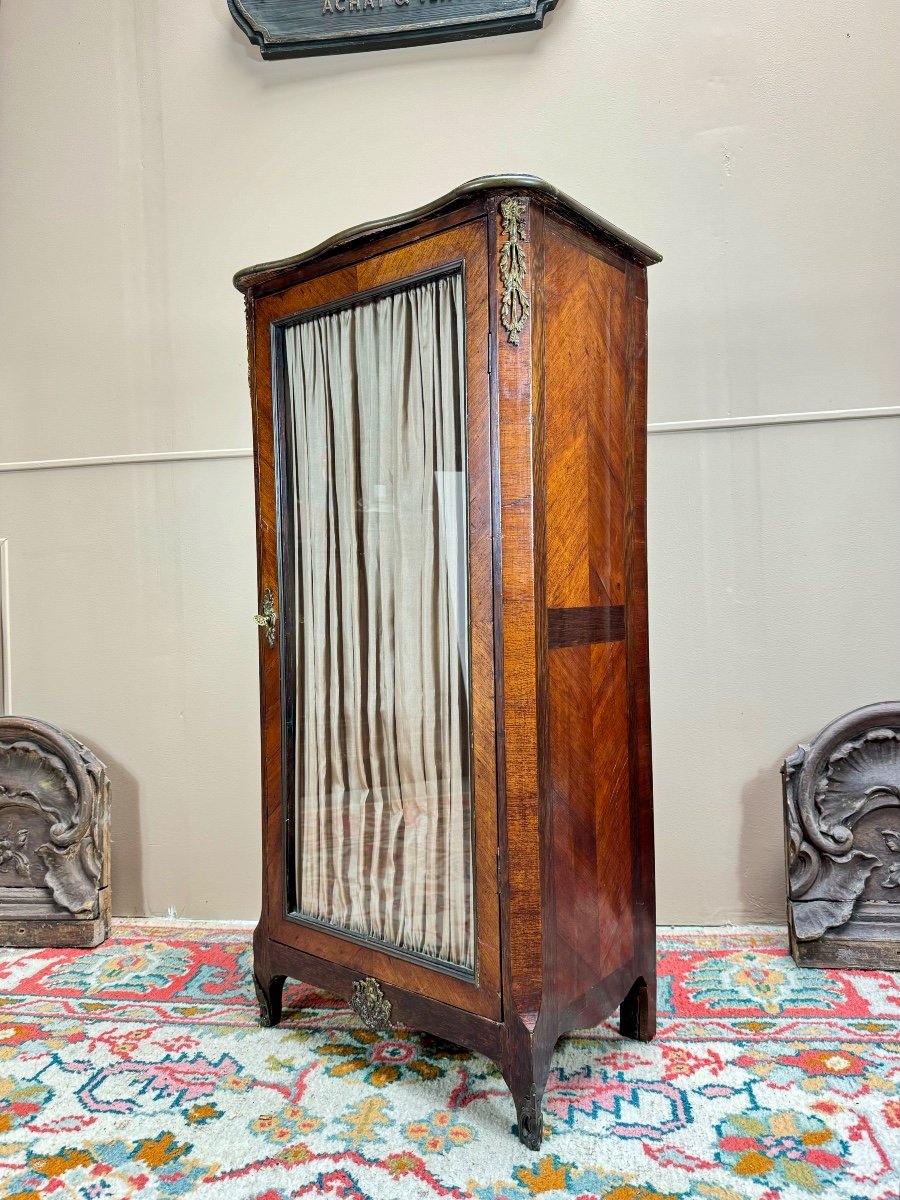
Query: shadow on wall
[[74, 736, 144, 918], [738, 743, 812, 926]]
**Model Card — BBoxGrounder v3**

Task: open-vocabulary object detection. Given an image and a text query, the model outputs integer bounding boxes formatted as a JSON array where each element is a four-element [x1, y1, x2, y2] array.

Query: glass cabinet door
[[279, 270, 475, 973]]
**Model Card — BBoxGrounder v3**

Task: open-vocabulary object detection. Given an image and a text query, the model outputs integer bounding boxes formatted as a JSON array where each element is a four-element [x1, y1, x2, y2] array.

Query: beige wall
[[1, 1, 898, 922]]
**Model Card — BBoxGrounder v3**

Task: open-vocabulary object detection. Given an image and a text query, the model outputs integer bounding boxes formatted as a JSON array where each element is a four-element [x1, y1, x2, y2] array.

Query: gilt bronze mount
[[254, 588, 278, 648], [349, 977, 393, 1032]]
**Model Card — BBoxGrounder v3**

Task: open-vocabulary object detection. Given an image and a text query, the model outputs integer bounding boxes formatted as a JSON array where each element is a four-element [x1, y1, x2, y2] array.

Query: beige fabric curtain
[[285, 272, 474, 970]]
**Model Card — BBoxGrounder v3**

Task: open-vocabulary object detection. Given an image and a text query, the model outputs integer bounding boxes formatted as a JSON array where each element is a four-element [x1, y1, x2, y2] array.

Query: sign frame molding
[[227, 0, 561, 60]]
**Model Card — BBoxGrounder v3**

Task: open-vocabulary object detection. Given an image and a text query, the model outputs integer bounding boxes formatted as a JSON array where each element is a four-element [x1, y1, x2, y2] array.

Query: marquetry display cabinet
[[235, 176, 660, 1148]]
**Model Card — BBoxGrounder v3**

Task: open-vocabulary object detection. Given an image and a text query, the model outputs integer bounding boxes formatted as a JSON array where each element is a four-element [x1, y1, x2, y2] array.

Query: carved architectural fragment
[[0, 716, 110, 947], [783, 702, 900, 969]]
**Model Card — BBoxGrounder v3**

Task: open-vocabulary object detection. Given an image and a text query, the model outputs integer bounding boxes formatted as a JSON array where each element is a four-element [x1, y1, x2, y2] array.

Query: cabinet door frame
[[250, 219, 501, 1020]]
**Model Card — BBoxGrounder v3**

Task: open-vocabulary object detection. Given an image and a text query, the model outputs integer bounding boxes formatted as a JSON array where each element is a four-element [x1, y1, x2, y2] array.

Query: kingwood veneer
[[234, 176, 661, 1148]]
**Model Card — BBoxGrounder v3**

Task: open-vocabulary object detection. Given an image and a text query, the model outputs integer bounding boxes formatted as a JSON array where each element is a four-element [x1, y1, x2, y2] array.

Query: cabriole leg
[[253, 971, 286, 1028]]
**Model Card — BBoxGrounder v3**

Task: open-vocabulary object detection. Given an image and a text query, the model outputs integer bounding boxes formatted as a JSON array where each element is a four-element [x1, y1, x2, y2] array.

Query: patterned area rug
[[0, 924, 898, 1199]]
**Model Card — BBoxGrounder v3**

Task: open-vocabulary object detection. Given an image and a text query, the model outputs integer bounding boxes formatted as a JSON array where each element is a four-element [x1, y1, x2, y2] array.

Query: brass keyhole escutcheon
[[254, 588, 277, 648]]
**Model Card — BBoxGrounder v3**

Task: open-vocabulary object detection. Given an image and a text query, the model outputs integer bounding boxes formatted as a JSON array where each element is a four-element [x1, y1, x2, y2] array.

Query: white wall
[[1, 0, 898, 921]]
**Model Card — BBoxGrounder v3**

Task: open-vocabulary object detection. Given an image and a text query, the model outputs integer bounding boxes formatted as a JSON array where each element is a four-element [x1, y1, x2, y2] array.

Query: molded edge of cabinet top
[[233, 174, 662, 293]]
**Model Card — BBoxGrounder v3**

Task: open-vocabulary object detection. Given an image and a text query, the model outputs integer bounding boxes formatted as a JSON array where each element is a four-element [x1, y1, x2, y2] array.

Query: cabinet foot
[[253, 971, 286, 1028], [619, 976, 656, 1042]]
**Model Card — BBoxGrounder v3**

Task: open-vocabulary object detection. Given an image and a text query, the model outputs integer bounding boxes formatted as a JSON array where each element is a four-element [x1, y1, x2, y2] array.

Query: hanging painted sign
[[227, 0, 559, 59]]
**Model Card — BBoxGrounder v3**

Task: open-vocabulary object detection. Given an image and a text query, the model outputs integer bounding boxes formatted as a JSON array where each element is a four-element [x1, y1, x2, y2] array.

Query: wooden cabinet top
[[233, 174, 662, 296]]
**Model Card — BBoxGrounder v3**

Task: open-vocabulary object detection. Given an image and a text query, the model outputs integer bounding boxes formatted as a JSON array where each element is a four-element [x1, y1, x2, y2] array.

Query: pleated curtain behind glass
[[284, 272, 474, 971]]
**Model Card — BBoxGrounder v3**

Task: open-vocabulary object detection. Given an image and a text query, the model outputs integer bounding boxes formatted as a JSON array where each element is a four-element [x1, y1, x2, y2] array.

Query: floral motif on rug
[[0, 925, 897, 1199]]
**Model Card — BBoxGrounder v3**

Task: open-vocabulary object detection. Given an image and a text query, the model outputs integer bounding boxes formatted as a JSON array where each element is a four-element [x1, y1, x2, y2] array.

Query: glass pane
[[283, 271, 474, 971]]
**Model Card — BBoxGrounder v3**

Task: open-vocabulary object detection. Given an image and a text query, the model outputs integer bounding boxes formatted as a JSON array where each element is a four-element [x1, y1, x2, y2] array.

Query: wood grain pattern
[[239, 181, 658, 1148], [544, 223, 627, 610], [234, 176, 661, 295], [262, 933, 506, 1063], [548, 605, 625, 648], [621, 259, 657, 1042], [541, 223, 647, 1020], [493, 196, 544, 1018], [251, 220, 500, 1021]]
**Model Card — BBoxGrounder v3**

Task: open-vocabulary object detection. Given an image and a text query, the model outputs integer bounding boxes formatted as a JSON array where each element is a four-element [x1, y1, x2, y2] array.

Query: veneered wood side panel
[[549, 644, 593, 1003], [542, 219, 635, 1013], [543, 224, 627, 609], [549, 643, 632, 1003], [588, 254, 627, 608], [589, 641, 633, 971], [544, 231, 588, 607]]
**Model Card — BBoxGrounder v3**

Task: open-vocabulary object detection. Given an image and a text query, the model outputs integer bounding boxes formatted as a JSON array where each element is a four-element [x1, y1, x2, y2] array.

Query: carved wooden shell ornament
[[0, 716, 110, 947], [783, 702, 900, 968]]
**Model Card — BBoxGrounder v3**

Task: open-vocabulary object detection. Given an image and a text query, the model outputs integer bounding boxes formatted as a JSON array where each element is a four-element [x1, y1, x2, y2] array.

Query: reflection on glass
[[283, 272, 474, 970]]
